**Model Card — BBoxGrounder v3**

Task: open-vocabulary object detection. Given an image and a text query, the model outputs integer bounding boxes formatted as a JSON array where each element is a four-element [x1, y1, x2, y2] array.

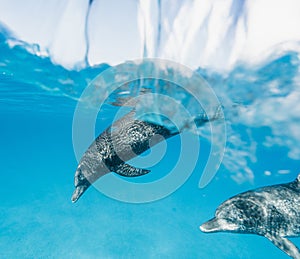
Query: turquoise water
[[1, 29, 300, 258]]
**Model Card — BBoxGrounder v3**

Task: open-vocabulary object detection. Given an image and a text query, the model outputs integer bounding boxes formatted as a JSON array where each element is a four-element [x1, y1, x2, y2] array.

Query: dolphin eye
[[79, 173, 85, 181], [76, 168, 85, 181]]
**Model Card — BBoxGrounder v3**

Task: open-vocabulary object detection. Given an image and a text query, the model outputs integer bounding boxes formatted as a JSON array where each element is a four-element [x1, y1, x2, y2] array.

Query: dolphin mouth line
[[200, 217, 240, 233], [200, 218, 222, 233], [71, 185, 86, 203]]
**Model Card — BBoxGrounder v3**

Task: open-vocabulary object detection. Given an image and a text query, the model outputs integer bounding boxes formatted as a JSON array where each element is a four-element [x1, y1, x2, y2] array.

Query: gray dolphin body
[[200, 174, 300, 258], [71, 111, 179, 203]]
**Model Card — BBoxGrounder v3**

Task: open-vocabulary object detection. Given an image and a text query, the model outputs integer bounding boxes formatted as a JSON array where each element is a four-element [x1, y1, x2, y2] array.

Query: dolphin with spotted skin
[[71, 111, 179, 203], [200, 174, 300, 258], [71, 105, 222, 203]]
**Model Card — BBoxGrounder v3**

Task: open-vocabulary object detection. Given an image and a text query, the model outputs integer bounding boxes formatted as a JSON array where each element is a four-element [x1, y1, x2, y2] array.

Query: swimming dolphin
[[200, 174, 300, 258], [71, 111, 179, 203]]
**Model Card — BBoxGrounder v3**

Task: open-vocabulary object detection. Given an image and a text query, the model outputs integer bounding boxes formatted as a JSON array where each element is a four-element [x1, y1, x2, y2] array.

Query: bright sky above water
[[0, 0, 300, 71]]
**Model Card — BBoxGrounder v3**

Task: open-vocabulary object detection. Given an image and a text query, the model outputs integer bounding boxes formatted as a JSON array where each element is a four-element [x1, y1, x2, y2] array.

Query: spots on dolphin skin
[[71, 111, 179, 203], [200, 174, 300, 258]]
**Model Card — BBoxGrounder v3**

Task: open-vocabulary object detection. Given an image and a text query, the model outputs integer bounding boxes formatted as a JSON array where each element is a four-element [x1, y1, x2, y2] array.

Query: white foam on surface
[[1, 0, 300, 70]]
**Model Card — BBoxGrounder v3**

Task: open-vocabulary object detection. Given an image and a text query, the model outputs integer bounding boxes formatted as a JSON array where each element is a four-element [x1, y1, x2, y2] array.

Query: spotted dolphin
[[200, 174, 300, 258], [71, 111, 179, 203]]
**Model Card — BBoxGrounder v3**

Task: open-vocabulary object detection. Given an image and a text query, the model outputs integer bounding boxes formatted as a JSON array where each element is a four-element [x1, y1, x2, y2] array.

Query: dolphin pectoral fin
[[114, 163, 150, 177], [265, 233, 300, 259]]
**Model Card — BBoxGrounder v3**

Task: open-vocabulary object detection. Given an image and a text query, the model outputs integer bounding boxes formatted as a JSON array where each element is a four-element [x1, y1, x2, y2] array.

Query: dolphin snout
[[200, 218, 221, 233], [71, 185, 87, 203]]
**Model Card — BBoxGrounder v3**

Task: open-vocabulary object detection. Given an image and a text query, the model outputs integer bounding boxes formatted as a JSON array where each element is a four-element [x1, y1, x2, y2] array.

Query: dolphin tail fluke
[[265, 233, 300, 259], [114, 163, 150, 177]]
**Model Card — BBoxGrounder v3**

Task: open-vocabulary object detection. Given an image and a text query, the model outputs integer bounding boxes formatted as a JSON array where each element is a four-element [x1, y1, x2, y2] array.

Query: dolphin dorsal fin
[[292, 174, 300, 189]]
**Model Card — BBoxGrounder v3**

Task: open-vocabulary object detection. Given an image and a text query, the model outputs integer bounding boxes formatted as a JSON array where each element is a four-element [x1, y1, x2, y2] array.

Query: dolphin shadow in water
[[200, 174, 300, 258]]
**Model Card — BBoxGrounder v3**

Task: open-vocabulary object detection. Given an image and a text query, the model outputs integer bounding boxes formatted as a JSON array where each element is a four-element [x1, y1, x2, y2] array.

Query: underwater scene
[[1, 0, 300, 258]]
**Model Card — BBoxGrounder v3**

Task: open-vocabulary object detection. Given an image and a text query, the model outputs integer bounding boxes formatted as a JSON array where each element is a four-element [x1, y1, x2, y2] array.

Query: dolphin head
[[200, 198, 261, 234], [71, 165, 91, 203]]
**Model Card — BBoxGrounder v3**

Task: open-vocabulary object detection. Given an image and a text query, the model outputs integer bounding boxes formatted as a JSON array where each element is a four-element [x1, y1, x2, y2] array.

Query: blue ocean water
[[1, 30, 300, 259]]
